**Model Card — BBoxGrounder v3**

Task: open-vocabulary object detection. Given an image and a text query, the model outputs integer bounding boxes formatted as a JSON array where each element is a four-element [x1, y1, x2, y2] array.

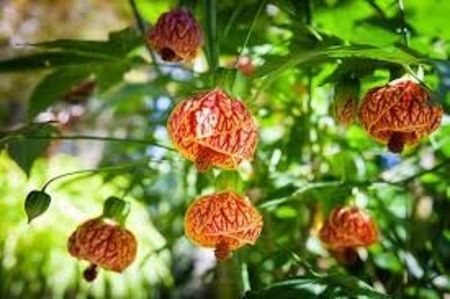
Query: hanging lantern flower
[[148, 8, 203, 62], [358, 77, 443, 153], [68, 197, 137, 281], [184, 191, 263, 261], [332, 77, 360, 127], [167, 89, 258, 172], [319, 206, 378, 251]]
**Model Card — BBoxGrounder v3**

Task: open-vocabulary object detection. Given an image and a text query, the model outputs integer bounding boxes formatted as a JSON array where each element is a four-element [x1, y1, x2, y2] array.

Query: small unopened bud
[[25, 190, 51, 224]]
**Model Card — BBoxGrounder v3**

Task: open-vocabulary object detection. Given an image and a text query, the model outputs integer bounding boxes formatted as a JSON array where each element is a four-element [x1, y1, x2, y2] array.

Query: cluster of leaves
[[0, 0, 449, 298]]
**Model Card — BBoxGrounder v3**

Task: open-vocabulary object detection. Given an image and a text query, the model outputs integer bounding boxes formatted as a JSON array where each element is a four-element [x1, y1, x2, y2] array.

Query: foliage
[[0, 0, 449, 298]]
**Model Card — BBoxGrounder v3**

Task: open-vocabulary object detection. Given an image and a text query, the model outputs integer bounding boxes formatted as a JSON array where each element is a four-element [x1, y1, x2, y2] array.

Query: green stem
[[399, 159, 450, 184], [238, 0, 266, 58], [366, 0, 387, 19], [203, 0, 219, 75], [397, 0, 409, 47], [41, 159, 149, 192], [304, 0, 312, 26], [232, 0, 266, 90], [129, 0, 162, 75], [223, 3, 243, 40], [240, 262, 251, 293]]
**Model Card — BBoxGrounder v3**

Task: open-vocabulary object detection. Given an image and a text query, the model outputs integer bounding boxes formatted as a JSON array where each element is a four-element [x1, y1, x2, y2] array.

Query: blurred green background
[[0, 0, 449, 298]]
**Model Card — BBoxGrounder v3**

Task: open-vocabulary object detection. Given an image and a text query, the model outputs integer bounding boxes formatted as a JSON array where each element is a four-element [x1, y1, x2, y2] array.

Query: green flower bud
[[25, 190, 51, 224]]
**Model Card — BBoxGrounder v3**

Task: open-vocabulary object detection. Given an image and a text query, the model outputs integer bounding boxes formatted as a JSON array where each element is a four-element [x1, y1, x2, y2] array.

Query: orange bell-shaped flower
[[148, 8, 203, 62], [68, 217, 137, 281], [184, 191, 263, 261], [167, 89, 258, 172], [319, 207, 378, 251], [359, 77, 443, 153]]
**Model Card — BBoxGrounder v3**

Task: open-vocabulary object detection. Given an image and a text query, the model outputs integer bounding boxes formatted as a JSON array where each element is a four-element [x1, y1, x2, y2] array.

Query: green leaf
[[0, 52, 110, 73], [24, 190, 51, 224], [259, 181, 352, 209], [28, 67, 92, 118], [95, 61, 131, 92], [0, 27, 141, 74], [28, 60, 132, 118], [253, 44, 426, 95], [321, 272, 391, 299], [33, 27, 141, 58], [244, 272, 391, 299], [6, 123, 59, 176], [243, 277, 327, 299]]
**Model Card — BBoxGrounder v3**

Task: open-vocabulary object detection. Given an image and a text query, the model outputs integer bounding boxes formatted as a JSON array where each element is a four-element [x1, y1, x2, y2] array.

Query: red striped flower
[[68, 218, 137, 281], [359, 77, 443, 153], [148, 8, 203, 62], [184, 191, 263, 261], [167, 89, 258, 172], [319, 207, 378, 250]]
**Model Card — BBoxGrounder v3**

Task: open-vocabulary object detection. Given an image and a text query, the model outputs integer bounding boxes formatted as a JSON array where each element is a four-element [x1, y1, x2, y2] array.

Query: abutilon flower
[[184, 191, 263, 261], [167, 89, 258, 172], [68, 217, 137, 281], [359, 77, 443, 153], [148, 8, 203, 62], [319, 207, 378, 251]]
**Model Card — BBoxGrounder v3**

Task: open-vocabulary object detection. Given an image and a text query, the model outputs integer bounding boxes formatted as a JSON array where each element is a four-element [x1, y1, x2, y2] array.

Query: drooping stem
[[304, 0, 312, 26], [387, 131, 405, 154], [215, 240, 231, 261], [41, 159, 149, 192], [303, 0, 316, 168], [203, 0, 219, 74], [83, 264, 98, 282], [396, 0, 409, 47], [128, 0, 162, 75], [366, 0, 387, 19], [400, 158, 450, 184]]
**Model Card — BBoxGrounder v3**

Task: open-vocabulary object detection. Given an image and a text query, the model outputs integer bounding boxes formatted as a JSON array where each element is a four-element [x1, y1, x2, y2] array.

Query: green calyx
[[333, 76, 361, 125], [102, 196, 131, 225], [215, 171, 244, 193], [334, 77, 360, 104]]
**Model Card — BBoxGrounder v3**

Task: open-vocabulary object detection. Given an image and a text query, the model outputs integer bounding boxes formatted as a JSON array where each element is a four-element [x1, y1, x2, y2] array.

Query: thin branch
[[399, 159, 450, 184], [396, 0, 410, 47], [304, 0, 312, 26], [365, 0, 387, 19], [41, 158, 149, 191], [203, 0, 219, 73], [128, 0, 163, 75]]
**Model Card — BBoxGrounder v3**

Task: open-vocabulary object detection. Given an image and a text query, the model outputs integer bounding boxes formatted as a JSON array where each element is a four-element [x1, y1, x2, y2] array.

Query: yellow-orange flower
[[319, 207, 378, 250], [184, 191, 263, 261], [68, 217, 137, 281], [148, 8, 203, 62], [167, 89, 258, 172], [359, 77, 442, 153]]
